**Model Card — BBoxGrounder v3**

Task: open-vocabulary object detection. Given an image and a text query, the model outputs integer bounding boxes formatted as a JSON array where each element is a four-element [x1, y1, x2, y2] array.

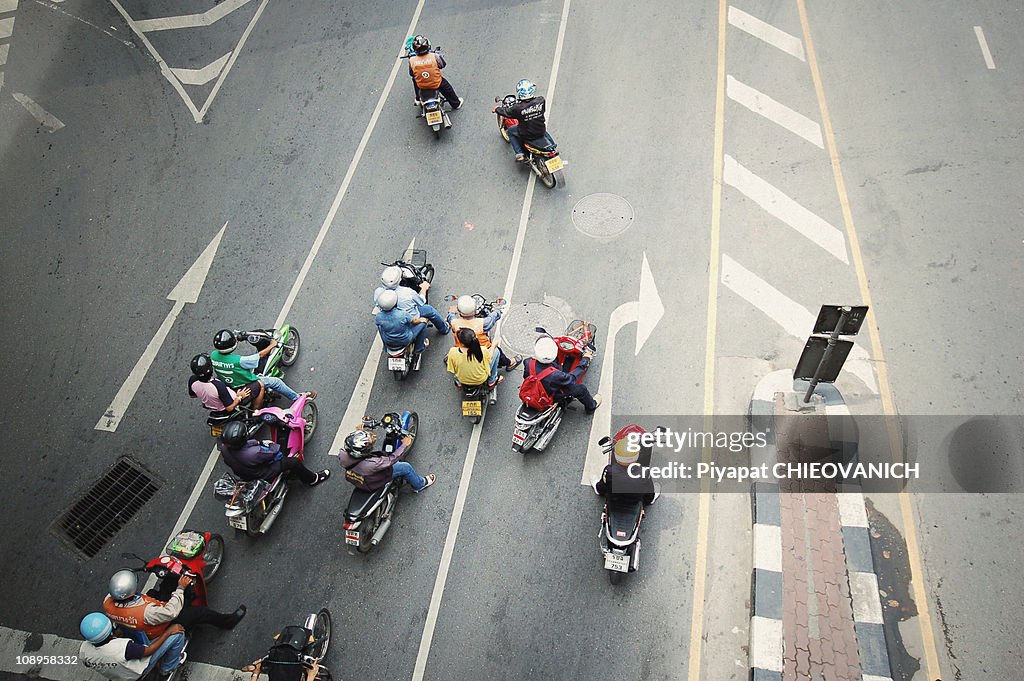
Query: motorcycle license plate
[[512, 428, 527, 444], [210, 424, 223, 437], [462, 400, 482, 416], [228, 515, 247, 531], [604, 552, 630, 573], [388, 357, 407, 371], [345, 531, 361, 546], [545, 156, 563, 173], [426, 110, 443, 125]]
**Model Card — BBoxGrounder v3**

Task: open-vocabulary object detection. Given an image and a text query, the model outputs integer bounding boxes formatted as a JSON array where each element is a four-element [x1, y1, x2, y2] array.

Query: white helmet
[[380, 266, 402, 289], [377, 289, 399, 311], [456, 295, 477, 317], [534, 337, 558, 364]]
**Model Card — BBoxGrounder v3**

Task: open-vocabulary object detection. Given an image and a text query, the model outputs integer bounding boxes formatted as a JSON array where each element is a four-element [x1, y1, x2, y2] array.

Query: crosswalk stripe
[[0, 0, 17, 14], [727, 5, 805, 61], [723, 154, 849, 263], [0, 16, 14, 39], [727, 75, 823, 147]]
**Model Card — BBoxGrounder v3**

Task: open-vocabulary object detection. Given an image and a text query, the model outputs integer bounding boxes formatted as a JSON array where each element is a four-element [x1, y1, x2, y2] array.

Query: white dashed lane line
[[973, 26, 996, 69]]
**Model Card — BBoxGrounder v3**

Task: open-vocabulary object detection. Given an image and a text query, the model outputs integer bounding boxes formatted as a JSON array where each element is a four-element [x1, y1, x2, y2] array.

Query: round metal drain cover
[[571, 193, 634, 239], [498, 303, 567, 356]]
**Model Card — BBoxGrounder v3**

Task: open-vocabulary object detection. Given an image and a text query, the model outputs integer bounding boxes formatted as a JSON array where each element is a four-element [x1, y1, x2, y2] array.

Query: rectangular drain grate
[[51, 457, 160, 559]]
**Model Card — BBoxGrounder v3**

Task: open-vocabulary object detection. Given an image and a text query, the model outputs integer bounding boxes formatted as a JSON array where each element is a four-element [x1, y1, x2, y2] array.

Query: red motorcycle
[[512, 321, 597, 452], [494, 94, 564, 189]]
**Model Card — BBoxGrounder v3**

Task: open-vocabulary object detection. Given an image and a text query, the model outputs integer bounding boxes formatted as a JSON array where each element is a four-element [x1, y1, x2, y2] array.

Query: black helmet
[[190, 353, 214, 381], [213, 329, 237, 352], [220, 421, 248, 448], [412, 35, 430, 55], [344, 431, 374, 458]]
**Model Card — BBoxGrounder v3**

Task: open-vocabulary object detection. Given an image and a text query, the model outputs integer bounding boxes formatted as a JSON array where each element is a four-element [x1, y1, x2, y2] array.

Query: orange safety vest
[[103, 595, 170, 640], [409, 53, 443, 90], [448, 310, 490, 348]]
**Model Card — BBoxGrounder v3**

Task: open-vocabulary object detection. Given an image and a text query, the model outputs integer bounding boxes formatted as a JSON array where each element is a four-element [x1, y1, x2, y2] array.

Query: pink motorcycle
[[213, 393, 318, 537]]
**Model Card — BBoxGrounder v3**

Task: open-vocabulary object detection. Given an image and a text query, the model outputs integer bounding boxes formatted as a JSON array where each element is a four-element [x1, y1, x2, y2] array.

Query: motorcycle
[[213, 392, 318, 537], [494, 94, 564, 188], [512, 320, 597, 453], [119, 530, 225, 680], [444, 294, 506, 424], [242, 609, 332, 681], [342, 411, 419, 553], [373, 248, 436, 381], [403, 42, 453, 137]]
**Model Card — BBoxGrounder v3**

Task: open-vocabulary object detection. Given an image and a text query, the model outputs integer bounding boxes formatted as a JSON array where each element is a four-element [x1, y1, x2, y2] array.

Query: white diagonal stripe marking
[[723, 154, 848, 262], [0, 17, 15, 39], [170, 52, 230, 86], [12, 92, 65, 131], [0, 44, 9, 66], [0, 0, 18, 14], [133, 0, 252, 32], [728, 5, 805, 61], [727, 75, 822, 147]]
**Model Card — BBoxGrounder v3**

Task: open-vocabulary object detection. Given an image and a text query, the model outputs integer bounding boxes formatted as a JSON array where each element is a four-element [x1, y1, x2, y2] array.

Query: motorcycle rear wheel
[[245, 508, 265, 538], [281, 328, 301, 367], [535, 159, 557, 188], [357, 507, 382, 554], [200, 534, 225, 583], [608, 569, 623, 585]]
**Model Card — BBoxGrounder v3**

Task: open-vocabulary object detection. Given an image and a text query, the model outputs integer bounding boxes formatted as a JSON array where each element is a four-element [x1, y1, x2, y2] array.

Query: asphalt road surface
[[0, 0, 1021, 680]]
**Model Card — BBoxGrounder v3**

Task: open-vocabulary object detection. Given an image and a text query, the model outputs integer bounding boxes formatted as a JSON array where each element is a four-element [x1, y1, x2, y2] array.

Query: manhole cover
[[571, 193, 635, 239], [51, 457, 160, 559], [499, 303, 568, 356]]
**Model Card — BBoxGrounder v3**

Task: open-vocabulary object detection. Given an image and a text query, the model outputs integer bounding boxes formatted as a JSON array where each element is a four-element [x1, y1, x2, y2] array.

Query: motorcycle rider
[[210, 330, 315, 403], [593, 425, 657, 505], [447, 294, 521, 371], [446, 327, 502, 388], [188, 353, 261, 412], [79, 612, 185, 681], [523, 336, 602, 414], [218, 421, 330, 486], [407, 34, 463, 109], [492, 79, 554, 163], [103, 570, 246, 642], [338, 426, 436, 493], [375, 289, 430, 356], [374, 265, 449, 335]]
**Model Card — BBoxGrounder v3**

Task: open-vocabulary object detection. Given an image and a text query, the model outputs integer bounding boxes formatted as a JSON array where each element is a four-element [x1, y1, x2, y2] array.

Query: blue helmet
[[516, 79, 536, 100], [80, 613, 113, 643]]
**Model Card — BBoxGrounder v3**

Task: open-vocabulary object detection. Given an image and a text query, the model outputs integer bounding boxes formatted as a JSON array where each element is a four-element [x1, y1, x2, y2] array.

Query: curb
[[747, 370, 893, 681]]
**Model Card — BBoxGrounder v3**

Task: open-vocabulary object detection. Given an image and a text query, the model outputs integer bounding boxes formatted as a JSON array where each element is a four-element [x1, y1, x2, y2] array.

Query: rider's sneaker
[[414, 99, 422, 106], [452, 97, 465, 110], [585, 394, 603, 415], [309, 469, 331, 487]]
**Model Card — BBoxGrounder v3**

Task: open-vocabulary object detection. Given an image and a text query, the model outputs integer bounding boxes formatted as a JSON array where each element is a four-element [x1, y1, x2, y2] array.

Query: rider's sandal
[[505, 355, 523, 372], [309, 469, 331, 487], [487, 375, 506, 389], [304, 390, 318, 400], [415, 474, 437, 493]]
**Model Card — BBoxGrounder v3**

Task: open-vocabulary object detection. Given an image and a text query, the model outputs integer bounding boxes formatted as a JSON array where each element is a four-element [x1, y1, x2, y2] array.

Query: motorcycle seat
[[606, 497, 643, 540], [345, 484, 389, 518], [516, 403, 554, 420], [524, 140, 557, 154]]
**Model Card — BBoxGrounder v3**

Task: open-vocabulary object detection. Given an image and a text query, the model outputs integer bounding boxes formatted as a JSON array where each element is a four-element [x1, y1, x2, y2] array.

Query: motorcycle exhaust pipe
[[370, 517, 393, 546], [257, 488, 289, 534]]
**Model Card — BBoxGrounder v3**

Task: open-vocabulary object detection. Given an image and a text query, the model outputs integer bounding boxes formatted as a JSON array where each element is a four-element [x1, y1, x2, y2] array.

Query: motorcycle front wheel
[[309, 608, 332, 660], [497, 115, 510, 142], [404, 412, 420, 453], [302, 400, 319, 442], [281, 328, 301, 367], [200, 534, 225, 582]]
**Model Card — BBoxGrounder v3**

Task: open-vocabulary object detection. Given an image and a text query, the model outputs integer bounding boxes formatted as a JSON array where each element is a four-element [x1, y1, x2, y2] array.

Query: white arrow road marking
[[0, 624, 256, 680], [133, 0, 253, 32], [720, 254, 878, 392], [171, 52, 230, 86], [727, 75, 823, 147], [727, 6, 805, 61], [12, 92, 64, 131], [580, 253, 664, 484], [96, 223, 226, 431], [723, 154, 849, 263]]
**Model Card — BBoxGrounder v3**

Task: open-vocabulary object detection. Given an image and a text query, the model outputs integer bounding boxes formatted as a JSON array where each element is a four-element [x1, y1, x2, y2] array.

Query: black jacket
[[495, 96, 547, 140]]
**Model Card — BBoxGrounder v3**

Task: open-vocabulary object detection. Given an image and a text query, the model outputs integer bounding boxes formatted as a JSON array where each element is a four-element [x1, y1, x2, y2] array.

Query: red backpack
[[519, 360, 558, 410]]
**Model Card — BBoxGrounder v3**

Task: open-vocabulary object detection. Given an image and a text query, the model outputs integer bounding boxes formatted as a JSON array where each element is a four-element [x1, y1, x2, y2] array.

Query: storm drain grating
[[51, 457, 160, 559]]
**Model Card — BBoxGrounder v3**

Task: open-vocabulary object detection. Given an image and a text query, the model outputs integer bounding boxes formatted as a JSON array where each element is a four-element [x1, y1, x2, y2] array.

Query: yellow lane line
[[794, 1, 943, 677], [688, 0, 728, 678]]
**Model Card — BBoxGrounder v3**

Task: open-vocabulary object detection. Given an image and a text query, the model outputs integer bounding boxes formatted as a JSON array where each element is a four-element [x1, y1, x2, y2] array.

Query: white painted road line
[[133, 0, 253, 32], [411, 1, 573, 678], [973, 26, 996, 69], [0, 16, 15, 39], [723, 154, 849, 263], [726, 75, 822, 147], [13, 92, 65, 131], [31, 0, 135, 48], [727, 5, 804, 61], [0, 0, 17, 15], [194, 0, 269, 122], [171, 53, 230, 86], [0, 44, 9, 67]]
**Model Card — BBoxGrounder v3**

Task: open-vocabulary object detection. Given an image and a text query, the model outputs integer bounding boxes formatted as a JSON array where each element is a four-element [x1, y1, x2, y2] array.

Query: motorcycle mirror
[[598, 436, 612, 446], [494, 96, 501, 103], [534, 326, 548, 334]]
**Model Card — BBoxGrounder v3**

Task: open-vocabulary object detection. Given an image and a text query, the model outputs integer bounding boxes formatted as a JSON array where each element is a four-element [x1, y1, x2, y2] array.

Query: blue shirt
[[373, 285, 424, 316], [375, 308, 419, 348]]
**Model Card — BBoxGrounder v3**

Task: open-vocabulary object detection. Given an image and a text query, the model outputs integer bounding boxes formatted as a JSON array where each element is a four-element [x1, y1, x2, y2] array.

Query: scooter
[[494, 94, 564, 188], [444, 295, 507, 424], [342, 411, 419, 553], [213, 393, 318, 537], [403, 40, 453, 138], [120, 530, 225, 680], [242, 609, 332, 681], [512, 321, 597, 452], [374, 248, 436, 381]]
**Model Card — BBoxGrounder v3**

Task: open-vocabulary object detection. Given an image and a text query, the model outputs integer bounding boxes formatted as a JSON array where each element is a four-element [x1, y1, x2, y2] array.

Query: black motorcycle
[[494, 94, 564, 188], [444, 294, 506, 424], [242, 609, 332, 681], [374, 249, 435, 381], [342, 411, 419, 553]]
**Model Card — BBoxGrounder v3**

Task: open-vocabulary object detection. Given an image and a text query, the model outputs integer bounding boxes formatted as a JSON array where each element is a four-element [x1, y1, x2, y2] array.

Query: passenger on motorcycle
[[103, 570, 245, 641], [218, 421, 330, 486], [408, 34, 463, 109], [593, 425, 657, 505], [523, 337, 602, 414], [446, 328, 502, 388], [446, 294, 521, 371], [338, 428, 436, 493], [210, 330, 314, 403], [188, 353, 261, 412], [374, 289, 430, 355], [492, 79, 555, 163], [375, 265, 450, 334], [79, 612, 185, 681]]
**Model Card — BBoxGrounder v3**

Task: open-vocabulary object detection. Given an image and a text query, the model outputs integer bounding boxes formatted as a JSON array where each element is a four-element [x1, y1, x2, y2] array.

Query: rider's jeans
[[140, 632, 186, 675], [417, 304, 450, 333], [506, 126, 555, 157], [259, 375, 298, 401], [392, 461, 427, 491]]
